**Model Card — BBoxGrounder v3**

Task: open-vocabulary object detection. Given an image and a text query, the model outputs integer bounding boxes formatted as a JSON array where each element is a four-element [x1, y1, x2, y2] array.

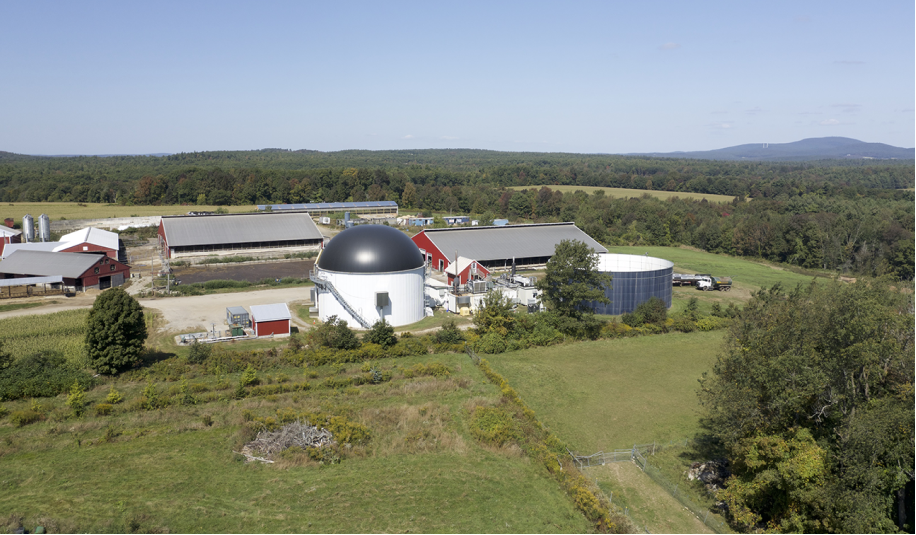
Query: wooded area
[[0, 149, 912, 280]]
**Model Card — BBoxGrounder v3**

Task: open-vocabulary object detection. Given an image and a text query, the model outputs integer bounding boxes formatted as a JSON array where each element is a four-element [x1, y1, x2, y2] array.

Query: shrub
[[106, 386, 123, 404], [66, 380, 87, 418], [308, 316, 360, 350], [95, 403, 113, 416], [0, 352, 95, 401], [10, 409, 41, 427], [365, 319, 396, 348], [187, 340, 212, 364], [0, 405, 7, 419], [635, 296, 668, 325], [434, 319, 465, 345], [468, 406, 521, 447], [474, 332, 507, 354]]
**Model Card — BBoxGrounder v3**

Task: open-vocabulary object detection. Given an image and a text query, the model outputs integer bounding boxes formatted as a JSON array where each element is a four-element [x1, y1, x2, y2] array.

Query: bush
[[10, 409, 41, 427], [0, 352, 95, 401], [474, 332, 507, 354], [468, 406, 521, 447], [95, 403, 113, 416], [308, 316, 360, 350], [66, 380, 87, 418], [434, 319, 465, 345], [365, 319, 396, 348], [187, 340, 212, 364], [106, 386, 123, 404]]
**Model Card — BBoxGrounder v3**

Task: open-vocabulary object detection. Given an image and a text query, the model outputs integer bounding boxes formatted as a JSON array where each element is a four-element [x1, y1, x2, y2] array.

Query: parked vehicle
[[696, 275, 732, 291]]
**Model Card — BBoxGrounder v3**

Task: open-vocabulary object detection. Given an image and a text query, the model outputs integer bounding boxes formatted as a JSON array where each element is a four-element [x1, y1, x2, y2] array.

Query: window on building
[[110, 264, 116, 271], [94, 267, 99, 274]]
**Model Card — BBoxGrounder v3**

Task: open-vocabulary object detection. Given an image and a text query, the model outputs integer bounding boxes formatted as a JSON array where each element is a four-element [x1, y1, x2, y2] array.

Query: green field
[[488, 331, 725, 453], [0, 352, 592, 533], [508, 185, 737, 203], [4, 202, 255, 222]]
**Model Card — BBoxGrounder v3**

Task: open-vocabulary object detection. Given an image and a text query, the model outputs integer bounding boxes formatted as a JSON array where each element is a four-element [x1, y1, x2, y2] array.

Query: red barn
[[444, 256, 490, 285], [54, 227, 120, 258], [0, 251, 130, 291], [250, 303, 292, 337]]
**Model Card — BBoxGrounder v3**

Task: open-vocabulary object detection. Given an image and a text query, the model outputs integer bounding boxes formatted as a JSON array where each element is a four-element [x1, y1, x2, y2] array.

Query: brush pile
[[241, 420, 335, 461]]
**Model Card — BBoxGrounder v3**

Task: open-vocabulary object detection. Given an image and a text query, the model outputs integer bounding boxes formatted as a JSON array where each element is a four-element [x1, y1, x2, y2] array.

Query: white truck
[[695, 275, 733, 291]]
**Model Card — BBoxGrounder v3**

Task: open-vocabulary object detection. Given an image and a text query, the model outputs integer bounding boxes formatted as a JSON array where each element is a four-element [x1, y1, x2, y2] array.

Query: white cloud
[[658, 42, 681, 50], [708, 122, 733, 130], [819, 119, 840, 125], [403, 134, 414, 139]]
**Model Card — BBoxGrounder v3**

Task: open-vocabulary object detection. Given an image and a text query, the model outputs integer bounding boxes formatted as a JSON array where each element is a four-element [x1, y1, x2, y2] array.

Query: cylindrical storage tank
[[38, 214, 50, 242], [22, 214, 34, 243], [589, 253, 674, 315], [315, 225, 425, 328]]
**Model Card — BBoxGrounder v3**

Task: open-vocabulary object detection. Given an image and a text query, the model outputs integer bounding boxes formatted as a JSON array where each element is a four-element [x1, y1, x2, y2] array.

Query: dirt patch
[[138, 287, 312, 334], [585, 462, 713, 534], [172, 260, 315, 285]]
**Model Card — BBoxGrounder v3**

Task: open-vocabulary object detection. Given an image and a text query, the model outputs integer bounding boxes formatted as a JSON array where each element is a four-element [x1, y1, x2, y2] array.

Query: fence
[[570, 440, 732, 533]]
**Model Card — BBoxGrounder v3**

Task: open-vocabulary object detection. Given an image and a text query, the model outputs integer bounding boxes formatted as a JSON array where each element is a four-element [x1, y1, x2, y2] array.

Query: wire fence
[[574, 442, 731, 534]]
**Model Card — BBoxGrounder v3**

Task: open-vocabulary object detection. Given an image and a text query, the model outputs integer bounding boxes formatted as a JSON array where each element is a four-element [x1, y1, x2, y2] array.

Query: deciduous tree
[[86, 288, 147, 374]]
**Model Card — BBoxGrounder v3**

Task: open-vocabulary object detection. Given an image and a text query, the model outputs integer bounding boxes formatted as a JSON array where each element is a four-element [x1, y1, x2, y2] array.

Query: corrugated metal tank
[[38, 214, 50, 242], [588, 253, 674, 315], [22, 214, 34, 242], [317, 266, 426, 328]]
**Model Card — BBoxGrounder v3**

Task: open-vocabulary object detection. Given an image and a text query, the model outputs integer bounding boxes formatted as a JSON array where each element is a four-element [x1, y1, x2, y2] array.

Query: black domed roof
[[317, 225, 424, 273]]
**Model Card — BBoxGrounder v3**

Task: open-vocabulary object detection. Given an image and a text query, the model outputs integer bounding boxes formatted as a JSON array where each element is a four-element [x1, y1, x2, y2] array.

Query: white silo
[[311, 225, 425, 328], [22, 214, 34, 243], [38, 214, 51, 242]]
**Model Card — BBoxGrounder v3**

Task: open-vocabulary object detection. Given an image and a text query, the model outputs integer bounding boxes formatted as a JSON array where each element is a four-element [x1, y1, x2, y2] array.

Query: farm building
[[444, 256, 491, 286], [311, 225, 425, 329], [1, 227, 123, 260], [157, 212, 323, 259], [0, 276, 65, 299], [257, 201, 398, 217], [0, 250, 130, 291], [443, 216, 470, 225], [250, 303, 292, 337], [0, 227, 21, 257], [586, 253, 674, 315], [411, 222, 607, 272], [226, 306, 251, 328]]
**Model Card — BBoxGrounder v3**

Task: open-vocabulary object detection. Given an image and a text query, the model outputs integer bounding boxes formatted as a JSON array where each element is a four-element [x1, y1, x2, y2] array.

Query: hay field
[[508, 185, 736, 203], [3, 202, 255, 222]]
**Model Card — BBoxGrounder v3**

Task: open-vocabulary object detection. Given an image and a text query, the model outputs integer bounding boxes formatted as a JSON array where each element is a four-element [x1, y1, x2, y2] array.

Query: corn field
[[0, 310, 88, 367]]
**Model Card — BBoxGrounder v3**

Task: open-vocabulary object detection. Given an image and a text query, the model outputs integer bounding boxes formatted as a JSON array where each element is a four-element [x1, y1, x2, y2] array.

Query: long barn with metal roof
[[411, 222, 607, 271], [157, 212, 324, 259], [257, 201, 398, 217]]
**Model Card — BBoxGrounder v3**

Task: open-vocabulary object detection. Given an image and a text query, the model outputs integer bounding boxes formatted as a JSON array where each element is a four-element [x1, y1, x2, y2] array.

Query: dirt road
[[138, 287, 313, 333]]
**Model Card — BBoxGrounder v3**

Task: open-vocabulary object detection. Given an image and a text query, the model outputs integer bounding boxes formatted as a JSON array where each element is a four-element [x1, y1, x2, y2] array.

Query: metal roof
[[419, 223, 607, 262], [250, 303, 291, 322], [226, 306, 248, 315], [1, 242, 62, 259], [0, 275, 64, 287], [161, 212, 323, 248], [257, 201, 397, 211], [0, 251, 109, 278], [0, 227, 21, 238], [317, 225, 424, 273], [56, 227, 119, 251]]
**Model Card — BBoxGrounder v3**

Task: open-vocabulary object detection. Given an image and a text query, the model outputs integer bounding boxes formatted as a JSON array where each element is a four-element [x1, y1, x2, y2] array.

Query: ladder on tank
[[309, 269, 372, 329]]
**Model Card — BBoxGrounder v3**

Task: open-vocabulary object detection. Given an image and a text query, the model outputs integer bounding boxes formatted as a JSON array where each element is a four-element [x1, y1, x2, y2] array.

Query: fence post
[[704, 511, 709, 524]]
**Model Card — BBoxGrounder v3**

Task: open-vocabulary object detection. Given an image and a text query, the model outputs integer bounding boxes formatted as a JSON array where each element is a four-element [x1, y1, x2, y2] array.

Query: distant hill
[[629, 137, 915, 161]]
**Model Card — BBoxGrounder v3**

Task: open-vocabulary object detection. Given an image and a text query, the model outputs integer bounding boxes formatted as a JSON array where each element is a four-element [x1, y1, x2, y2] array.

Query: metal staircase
[[309, 269, 371, 328]]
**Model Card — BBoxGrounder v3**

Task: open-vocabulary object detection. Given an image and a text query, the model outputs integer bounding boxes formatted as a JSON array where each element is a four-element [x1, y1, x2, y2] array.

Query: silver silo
[[38, 214, 51, 242], [22, 214, 34, 243]]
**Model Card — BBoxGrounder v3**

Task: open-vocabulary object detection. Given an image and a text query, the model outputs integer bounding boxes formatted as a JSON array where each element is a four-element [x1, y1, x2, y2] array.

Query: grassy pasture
[[487, 331, 725, 453], [508, 185, 736, 203], [0, 352, 592, 533], [3, 202, 255, 222]]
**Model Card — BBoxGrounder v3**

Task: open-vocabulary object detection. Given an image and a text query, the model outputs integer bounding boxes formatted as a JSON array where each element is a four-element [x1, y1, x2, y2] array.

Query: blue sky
[[1, 1, 913, 154]]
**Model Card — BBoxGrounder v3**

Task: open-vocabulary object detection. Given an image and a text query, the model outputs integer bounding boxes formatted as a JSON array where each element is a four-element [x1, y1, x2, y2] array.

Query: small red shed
[[250, 303, 292, 337]]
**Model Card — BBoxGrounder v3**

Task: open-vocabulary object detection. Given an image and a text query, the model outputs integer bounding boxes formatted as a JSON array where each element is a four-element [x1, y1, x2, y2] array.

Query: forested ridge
[[0, 149, 912, 280]]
